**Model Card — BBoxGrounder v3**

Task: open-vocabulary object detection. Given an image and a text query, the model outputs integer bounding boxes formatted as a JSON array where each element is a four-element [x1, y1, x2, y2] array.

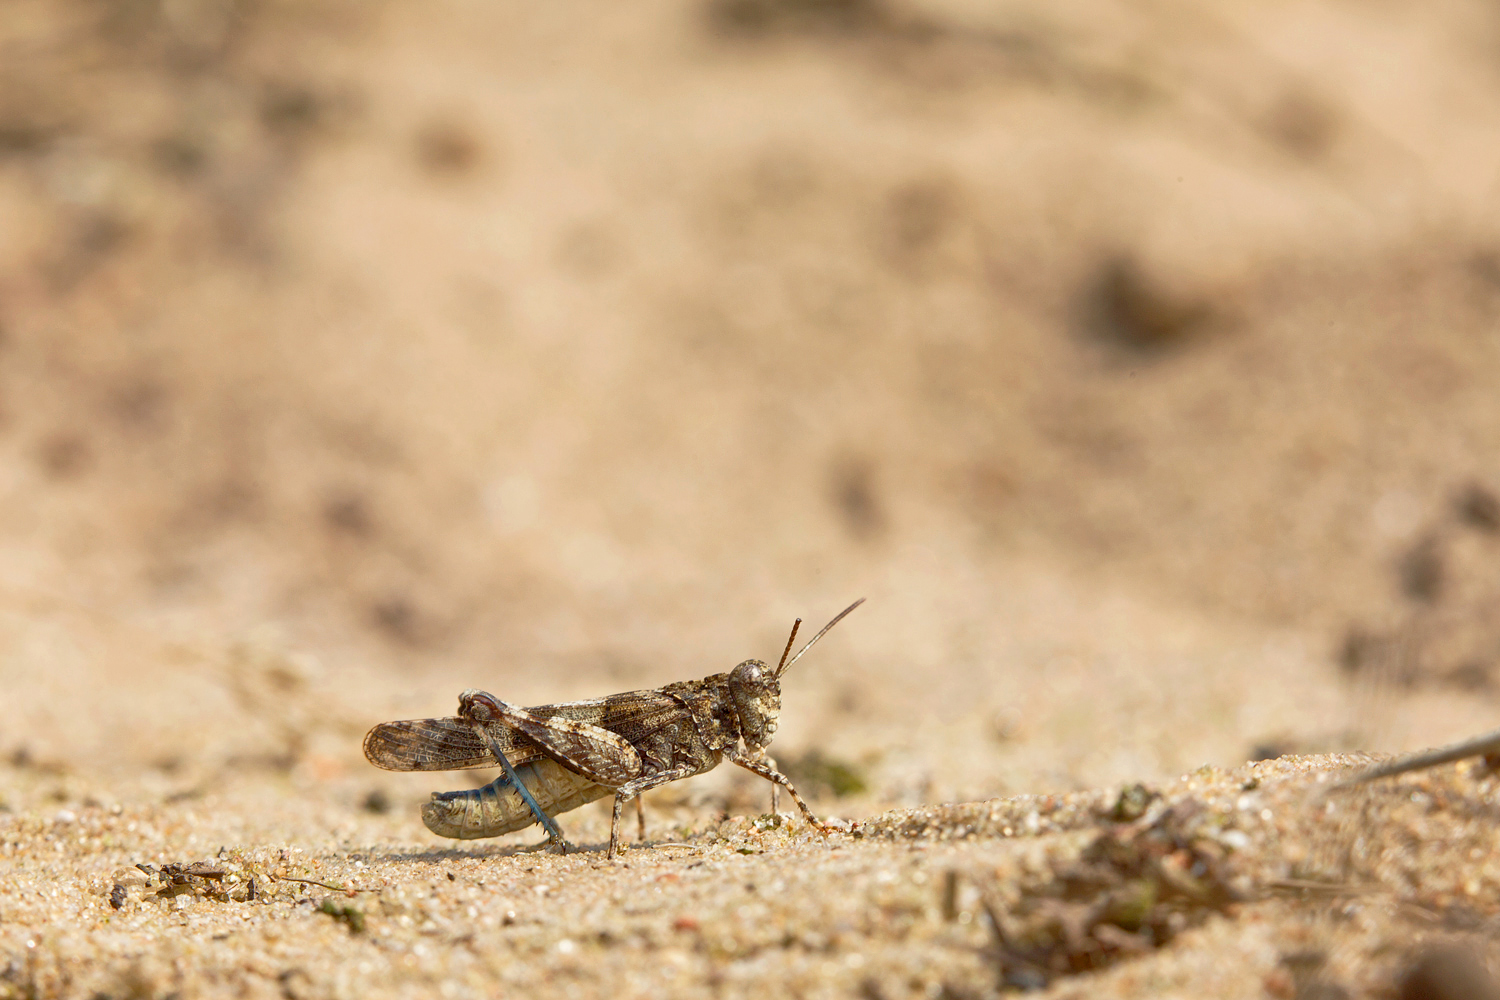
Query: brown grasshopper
[[363, 599, 864, 857]]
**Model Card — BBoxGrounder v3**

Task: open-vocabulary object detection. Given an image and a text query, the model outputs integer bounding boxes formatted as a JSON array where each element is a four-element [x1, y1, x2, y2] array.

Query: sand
[[6, 750, 1500, 999], [4, 0, 1500, 995]]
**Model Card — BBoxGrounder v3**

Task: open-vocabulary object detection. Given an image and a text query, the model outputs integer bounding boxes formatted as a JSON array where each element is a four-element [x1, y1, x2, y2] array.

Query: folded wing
[[363, 686, 698, 774], [363, 716, 547, 772]]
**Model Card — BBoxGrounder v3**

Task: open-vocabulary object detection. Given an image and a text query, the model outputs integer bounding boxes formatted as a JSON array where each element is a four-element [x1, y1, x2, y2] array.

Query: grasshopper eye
[[729, 659, 765, 688]]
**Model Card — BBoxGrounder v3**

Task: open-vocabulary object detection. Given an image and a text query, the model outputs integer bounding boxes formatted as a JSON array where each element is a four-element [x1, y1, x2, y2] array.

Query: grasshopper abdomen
[[422, 758, 612, 839]]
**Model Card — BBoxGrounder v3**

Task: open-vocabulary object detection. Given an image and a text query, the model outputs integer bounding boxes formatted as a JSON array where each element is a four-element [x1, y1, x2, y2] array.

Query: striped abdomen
[[422, 758, 613, 839]]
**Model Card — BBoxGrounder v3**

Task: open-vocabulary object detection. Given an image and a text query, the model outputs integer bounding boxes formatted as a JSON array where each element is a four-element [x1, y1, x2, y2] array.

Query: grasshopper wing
[[365, 687, 693, 777], [529, 688, 696, 746], [471, 698, 645, 787], [363, 716, 548, 772], [464, 686, 698, 786]]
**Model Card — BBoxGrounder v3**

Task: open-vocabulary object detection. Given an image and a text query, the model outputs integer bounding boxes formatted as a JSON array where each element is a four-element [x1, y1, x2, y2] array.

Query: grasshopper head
[[728, 658, 780, 752]]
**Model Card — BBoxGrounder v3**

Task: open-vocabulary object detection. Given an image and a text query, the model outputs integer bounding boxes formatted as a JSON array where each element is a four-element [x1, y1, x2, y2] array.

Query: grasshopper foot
[[813, 816, 853, 838], [517, 837, 570, 855], [520, 832, 570, 855]]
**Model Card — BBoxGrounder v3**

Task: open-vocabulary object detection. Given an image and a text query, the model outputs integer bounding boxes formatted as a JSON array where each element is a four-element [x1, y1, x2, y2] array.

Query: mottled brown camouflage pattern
[[363, 601, 863, 855]]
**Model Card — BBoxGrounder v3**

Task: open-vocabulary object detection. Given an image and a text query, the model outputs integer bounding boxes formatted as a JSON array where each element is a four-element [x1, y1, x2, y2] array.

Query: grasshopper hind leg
[[468, 723, 570, 853]]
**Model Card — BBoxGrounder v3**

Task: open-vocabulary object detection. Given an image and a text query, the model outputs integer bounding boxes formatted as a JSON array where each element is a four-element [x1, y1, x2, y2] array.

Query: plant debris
[[317, 898, 366, 934], [975, 800, 1251, 989]]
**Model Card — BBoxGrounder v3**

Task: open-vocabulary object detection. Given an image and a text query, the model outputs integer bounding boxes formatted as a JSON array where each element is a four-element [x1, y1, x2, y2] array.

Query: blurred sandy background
[[3, 0, 1500, 821]]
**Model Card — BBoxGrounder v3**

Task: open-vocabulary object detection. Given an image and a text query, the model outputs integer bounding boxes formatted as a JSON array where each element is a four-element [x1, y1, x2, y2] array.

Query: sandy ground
[[4, 0, 1500, 995], [8, 752, 1500, 999]]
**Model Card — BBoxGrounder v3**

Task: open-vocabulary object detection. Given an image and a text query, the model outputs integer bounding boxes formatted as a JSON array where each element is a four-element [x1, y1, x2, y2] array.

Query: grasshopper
[[364, 599, 864, 857]]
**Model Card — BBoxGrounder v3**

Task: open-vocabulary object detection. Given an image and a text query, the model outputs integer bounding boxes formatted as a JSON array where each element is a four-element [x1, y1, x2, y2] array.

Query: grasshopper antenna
[[778, 598, 865, 678], [776, 618, 803, 675]]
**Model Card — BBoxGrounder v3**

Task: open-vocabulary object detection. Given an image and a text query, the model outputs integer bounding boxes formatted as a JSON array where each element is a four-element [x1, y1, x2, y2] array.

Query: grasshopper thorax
[[728, 658, 781, 752]]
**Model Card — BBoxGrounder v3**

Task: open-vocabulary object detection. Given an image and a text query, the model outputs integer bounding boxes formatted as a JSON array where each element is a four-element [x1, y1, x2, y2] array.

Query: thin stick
[[775, 619, 802, 674], [778, 598, 866, 678], [1333, 725, 1500, 788], [273, 875, 380, 894], [1264, 878, 1384, 897]]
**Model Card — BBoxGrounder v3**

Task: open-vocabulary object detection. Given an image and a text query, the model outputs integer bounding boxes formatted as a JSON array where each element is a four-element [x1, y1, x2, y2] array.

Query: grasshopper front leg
[[727, 749, 828, 835]]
